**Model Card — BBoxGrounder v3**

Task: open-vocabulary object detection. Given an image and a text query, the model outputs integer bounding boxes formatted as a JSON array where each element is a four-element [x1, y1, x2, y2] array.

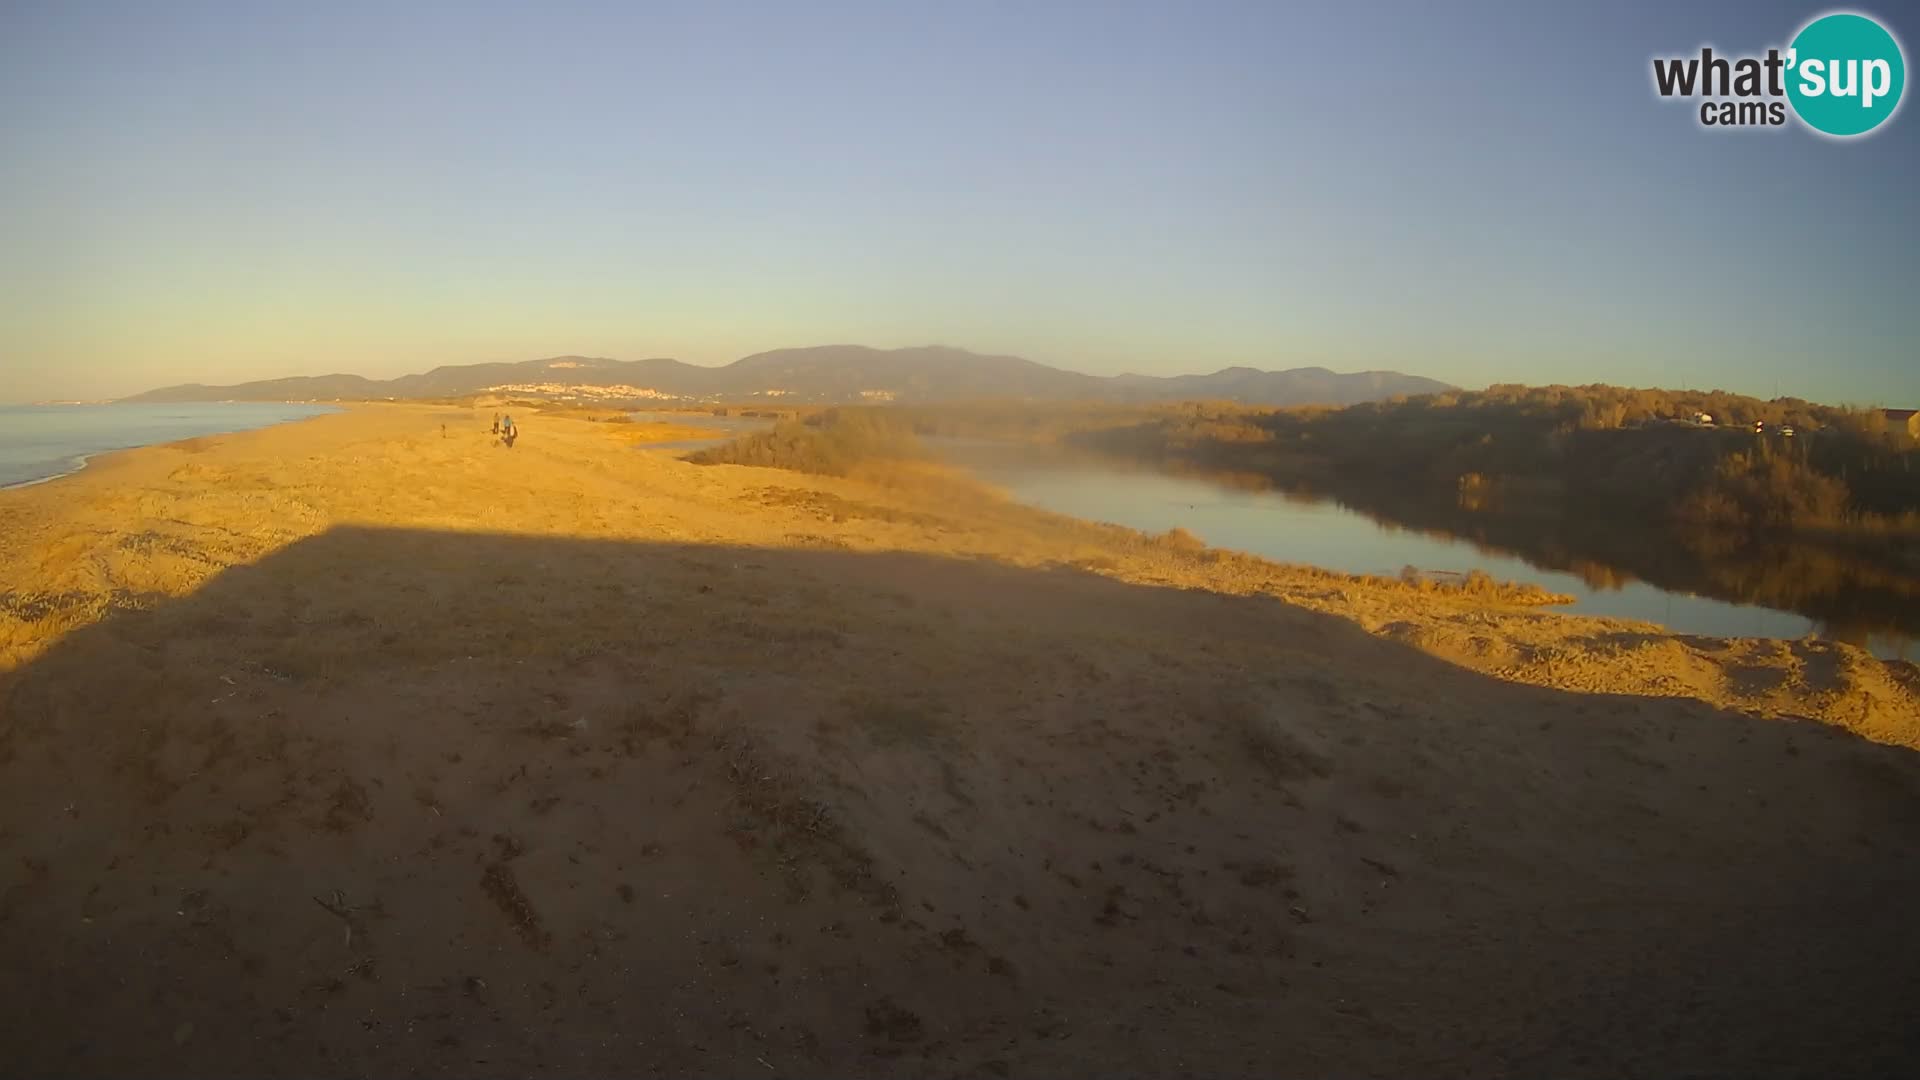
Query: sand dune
[[2, 405, 1916, 1076]]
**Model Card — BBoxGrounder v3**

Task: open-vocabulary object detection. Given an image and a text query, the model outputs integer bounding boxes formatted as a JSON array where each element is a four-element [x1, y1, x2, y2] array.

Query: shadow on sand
[[2, 526, 1916, 1077]]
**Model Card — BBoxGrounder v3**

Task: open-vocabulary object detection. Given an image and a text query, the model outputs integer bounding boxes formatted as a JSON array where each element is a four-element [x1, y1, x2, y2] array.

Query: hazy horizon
[[3, 342, 1910, 410], [4, 1, 1917, 404]]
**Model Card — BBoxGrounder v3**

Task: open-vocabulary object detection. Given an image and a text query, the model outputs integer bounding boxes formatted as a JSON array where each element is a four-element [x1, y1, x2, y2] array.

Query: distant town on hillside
[[121, 345, 1456, 408]]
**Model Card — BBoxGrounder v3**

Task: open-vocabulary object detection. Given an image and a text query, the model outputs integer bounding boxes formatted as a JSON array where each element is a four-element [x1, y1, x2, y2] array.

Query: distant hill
[[122, 346, 1452, 407], [1106, 365, 1454, 407], [129, 373, 387, 402]]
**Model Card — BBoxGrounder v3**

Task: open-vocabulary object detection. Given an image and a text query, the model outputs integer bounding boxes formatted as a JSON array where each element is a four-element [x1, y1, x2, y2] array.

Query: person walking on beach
[[501, 414, 518, 449], [491, 413, 500, 435]]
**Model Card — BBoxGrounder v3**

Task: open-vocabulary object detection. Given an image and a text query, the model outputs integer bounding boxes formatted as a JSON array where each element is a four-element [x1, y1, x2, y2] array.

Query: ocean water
[[0, 402, 339, 489]]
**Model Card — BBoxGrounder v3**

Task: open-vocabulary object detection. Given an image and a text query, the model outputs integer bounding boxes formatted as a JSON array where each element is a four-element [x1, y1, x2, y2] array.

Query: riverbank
[[929, 438, 1916, 658], [2, 404, 1917, 1077], [846, 401, 1920, 650]]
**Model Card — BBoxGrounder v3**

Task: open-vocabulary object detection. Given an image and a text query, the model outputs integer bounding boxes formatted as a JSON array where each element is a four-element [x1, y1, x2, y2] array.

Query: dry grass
[[1, 402, 1905, 744], [601, 421, 726, 445], [4, 403, 1920, 1079], [688, 410, 922, 475]]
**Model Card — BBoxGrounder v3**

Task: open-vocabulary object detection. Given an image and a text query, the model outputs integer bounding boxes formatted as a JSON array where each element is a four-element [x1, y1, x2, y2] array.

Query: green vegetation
[[691, 388, 1919, 643], [690, 408, 1572, 609], [721, 388, 1919, 540], [1044, 386, 1920, 642], [1065, 385, 1920, 536], [685, 387, 1920, 538]]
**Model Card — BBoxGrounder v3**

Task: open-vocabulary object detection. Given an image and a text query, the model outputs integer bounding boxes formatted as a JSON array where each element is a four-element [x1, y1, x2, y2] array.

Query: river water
[[934, 440, 1912, 661], [643, 420, 1911, 660]]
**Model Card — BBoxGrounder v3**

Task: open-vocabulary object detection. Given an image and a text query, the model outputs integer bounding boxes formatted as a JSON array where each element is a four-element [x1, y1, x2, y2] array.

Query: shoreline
[[951, 449, 1912, 657], [0, 401, 345, 491], [4, 403, 1912, 740], [0, 401, 723, 494], [0, 451, 96, 491], [2, 402, 1917, 1076]]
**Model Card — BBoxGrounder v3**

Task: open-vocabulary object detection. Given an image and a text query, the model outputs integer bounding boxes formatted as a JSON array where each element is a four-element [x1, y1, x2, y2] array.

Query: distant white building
[[485, 383, 677, 400]]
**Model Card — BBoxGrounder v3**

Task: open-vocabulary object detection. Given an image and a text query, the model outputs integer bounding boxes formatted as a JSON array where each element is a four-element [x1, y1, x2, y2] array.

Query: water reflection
[[935, 440, 1914, 661]]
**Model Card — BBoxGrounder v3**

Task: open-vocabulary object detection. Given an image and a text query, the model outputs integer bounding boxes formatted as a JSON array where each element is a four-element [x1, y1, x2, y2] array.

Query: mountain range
[[123, 345, 1453, 407]]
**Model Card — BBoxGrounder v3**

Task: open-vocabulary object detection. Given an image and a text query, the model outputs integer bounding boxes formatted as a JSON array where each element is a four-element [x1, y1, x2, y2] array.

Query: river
[[933, 440, 1913, 661]]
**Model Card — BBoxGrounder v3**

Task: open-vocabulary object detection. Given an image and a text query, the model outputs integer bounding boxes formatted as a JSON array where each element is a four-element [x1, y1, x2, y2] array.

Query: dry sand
[[1, 404, 1917, 1077]]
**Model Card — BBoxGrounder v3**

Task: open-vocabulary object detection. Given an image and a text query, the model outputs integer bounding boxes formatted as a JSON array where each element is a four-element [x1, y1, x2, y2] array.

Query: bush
[[687, 409, 923, 476], [1158, 527, 1207, 554], [1684, 452, 1852, 530]]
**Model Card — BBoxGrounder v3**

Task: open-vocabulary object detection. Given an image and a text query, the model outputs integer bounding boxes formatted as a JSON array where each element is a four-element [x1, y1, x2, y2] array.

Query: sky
[[1, 0, 1916, 404]]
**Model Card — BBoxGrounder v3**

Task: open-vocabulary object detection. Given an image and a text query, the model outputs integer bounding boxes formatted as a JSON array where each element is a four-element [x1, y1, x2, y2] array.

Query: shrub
[[687, 410, 923, 476], [1687, 452, 1852, 530], [1158, 527, 1207, 554]]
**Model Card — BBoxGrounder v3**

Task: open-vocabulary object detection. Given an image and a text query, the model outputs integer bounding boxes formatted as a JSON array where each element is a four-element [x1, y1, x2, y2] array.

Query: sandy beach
[[2, 404, 1917, 1076]]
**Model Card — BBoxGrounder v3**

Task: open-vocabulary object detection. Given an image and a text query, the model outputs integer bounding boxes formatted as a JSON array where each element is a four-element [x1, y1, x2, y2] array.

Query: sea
[[0, 402, 339, 489]]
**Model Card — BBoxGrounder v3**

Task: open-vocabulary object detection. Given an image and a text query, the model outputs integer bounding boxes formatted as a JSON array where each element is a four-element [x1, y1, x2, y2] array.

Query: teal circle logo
[[1786, 12, 1906, 136]]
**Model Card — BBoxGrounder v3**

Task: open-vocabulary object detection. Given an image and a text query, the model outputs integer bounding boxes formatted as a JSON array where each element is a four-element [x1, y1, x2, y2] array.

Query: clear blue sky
[[2, 0, 1915, 403]]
